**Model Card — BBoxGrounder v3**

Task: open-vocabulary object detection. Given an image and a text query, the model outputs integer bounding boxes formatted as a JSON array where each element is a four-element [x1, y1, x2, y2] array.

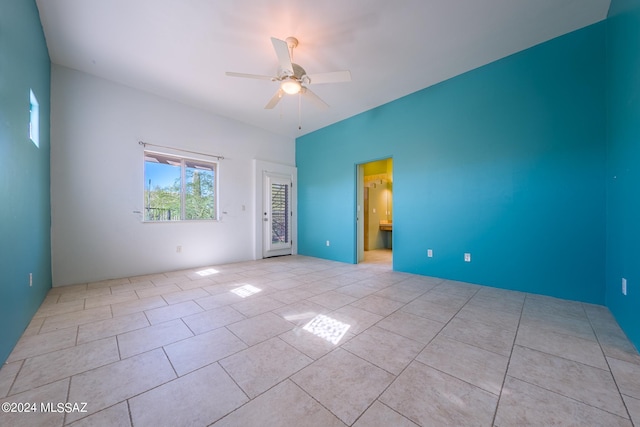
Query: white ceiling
[[36, 0, 611, 138]]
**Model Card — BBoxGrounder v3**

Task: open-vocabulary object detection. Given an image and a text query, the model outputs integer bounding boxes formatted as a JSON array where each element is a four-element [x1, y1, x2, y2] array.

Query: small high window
[[29, 89, 39, 148], [144, 151, 218, 221]]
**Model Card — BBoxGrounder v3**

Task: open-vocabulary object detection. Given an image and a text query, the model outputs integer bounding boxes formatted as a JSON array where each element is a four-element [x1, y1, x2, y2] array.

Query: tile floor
[[1, 251, 639, 426]]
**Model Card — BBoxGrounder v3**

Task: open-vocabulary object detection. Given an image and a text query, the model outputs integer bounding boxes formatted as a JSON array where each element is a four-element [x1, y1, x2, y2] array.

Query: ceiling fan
[[225, 36, 351, 110]]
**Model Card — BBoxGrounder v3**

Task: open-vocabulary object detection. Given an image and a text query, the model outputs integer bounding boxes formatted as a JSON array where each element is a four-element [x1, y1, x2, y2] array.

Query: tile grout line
[[62, 373, 72, 426], [504, 374, 634, 421], [490, 290, 527, 426], [514, 340, 613, 372], [582, 302, 635, 423], [161, 346, 179, 379], [347, 283, 481, 426], [126, 400, 134, 427], [67, 347, 182, 425], [3, 359, 26, 399], [286, 349, 356, 426]]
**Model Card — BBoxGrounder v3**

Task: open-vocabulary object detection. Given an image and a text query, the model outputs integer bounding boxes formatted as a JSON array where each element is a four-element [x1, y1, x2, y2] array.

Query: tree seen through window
[[144, 152, 217, 221]]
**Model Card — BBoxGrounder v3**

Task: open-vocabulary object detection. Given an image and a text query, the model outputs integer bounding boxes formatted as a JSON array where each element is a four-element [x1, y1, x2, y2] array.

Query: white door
[[263, 172, 293, 257]]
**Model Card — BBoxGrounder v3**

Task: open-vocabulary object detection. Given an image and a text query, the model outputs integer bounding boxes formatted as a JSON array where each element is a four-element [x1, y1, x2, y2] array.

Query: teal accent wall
[[297, 23, 606, 304], [0, 0, 52, 364], [606, 0, 640, 350]]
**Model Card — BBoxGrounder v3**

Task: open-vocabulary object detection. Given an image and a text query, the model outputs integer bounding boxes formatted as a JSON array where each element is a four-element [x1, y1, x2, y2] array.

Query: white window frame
[[143, 150, 219, 222], [29, 89, 40, 148]]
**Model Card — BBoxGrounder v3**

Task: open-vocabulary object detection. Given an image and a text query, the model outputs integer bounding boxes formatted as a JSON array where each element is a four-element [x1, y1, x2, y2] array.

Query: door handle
[[264, 218, 269, 222]]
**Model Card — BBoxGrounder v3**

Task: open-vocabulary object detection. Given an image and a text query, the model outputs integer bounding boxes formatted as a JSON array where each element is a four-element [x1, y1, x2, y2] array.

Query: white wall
[[50, 65, 295, 286]]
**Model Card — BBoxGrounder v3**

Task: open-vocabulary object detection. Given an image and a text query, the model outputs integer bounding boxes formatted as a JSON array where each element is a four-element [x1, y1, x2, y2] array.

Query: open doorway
[[356, 158, 393, 266]]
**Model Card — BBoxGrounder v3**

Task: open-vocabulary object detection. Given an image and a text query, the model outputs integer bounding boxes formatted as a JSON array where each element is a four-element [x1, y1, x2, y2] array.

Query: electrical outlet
[[464, 253, 471, 262], [29, 273, 32, 287], [427, 249, 433, 258], [326, 240, 330, 247], [622, 278, 627, 296], [176, 245, 182, 253]]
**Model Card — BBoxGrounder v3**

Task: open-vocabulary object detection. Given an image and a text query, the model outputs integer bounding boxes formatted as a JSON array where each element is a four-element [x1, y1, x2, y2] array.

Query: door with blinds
[[263, 172, 292, 257]]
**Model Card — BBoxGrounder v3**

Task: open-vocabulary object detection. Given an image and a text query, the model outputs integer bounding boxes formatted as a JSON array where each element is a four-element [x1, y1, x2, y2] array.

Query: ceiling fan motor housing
[[291, 63, 308, 81], [285, 36, 299, 49]]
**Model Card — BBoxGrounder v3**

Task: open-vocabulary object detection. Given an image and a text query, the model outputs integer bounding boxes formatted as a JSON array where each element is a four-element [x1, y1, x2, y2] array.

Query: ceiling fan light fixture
[[281, 78, 301, 95], [226, 36, 350, 112]]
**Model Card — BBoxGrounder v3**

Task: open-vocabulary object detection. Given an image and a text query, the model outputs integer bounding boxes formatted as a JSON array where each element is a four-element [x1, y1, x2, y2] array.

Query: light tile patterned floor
[[1, 252, 639, 426]]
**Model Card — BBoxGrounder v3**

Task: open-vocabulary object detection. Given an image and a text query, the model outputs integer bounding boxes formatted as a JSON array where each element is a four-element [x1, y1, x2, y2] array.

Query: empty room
[[1, 0, 639, 426]]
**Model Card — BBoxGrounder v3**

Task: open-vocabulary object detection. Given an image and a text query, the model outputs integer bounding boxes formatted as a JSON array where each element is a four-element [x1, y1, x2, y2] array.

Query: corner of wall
[[604, 0, 640, 351]]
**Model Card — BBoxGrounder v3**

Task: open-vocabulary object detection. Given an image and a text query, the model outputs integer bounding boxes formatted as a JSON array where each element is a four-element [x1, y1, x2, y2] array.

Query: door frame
[[356, 164, 365, 263], [253, 160, 297, 260], [355, 156, 393, 264]]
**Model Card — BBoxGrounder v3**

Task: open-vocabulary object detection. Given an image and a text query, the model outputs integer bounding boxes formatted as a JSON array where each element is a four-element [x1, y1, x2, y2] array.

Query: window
[[29, 89, 39, 148], [144, 151, 217, 221], [270, 181, 290, 244]]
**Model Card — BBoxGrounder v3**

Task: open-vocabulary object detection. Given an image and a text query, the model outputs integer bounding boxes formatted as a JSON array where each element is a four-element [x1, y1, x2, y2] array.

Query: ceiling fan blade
[[264, 89, 285, 109], [225, 72, 274, 81], [271, 37, 294, 75], [307, 70, 352, 85], [301, 87, 329, 110]]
